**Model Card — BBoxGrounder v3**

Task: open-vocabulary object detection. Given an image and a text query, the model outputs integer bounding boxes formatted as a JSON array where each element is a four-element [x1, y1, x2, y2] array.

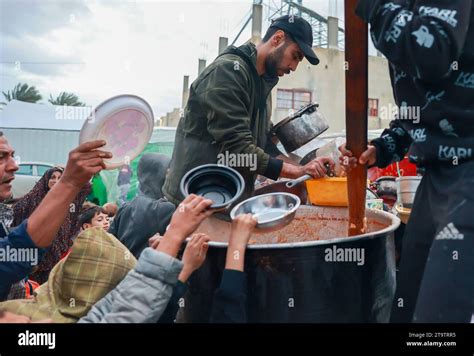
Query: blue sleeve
[[0, 220, 46, 300], [210, 269, 247, 323], [157, 280, 188, 323]]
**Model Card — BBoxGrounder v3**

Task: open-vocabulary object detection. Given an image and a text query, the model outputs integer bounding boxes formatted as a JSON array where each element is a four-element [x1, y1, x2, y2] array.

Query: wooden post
[[344, 0, 368, 235]]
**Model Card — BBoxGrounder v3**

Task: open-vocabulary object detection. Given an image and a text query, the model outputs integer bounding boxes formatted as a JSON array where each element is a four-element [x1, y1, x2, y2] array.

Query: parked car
[[11, 162, 55, 198]]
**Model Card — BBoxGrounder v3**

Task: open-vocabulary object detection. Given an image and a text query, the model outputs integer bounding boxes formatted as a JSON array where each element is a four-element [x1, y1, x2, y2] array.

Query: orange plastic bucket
[[305, 177, 349, 207]]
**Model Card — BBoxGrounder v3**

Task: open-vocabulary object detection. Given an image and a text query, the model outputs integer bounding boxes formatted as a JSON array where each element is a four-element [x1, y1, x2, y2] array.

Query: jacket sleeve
[[12, 177, 48, 227], [0, 220, 46, 300], [371, 119, 413, 168], [264, 131, 284, 158], [107, 217, 118, 237], [356, 0, 472, 81], [107, 204, 121, 237], [210, 269, 247, 323], [78, 248, 183, 323], [197, 59, 283, 180]]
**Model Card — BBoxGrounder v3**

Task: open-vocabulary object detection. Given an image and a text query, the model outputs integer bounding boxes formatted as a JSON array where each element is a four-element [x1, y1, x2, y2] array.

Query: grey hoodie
[[78, 247, 183, 323], [137, 153, 169, 200]]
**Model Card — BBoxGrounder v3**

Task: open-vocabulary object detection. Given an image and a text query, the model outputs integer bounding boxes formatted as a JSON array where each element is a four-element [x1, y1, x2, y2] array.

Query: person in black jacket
[[210, 214, 257, 323], [117, 164, 132, 206], [341, 1, 474, 323], [109, 153, 175, 258]]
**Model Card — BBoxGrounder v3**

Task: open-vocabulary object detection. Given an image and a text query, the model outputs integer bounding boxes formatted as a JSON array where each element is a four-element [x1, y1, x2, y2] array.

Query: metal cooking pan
[[272, 103, 329, 153], [254, 180, 308, 204]]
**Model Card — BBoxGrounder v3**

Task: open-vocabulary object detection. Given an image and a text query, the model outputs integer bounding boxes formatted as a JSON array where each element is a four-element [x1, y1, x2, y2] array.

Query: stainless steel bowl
[[230, 192, 300, 232]]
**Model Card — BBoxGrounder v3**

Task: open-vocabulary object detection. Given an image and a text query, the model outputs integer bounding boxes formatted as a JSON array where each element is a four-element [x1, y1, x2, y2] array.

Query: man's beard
[[264, 43, 288, 78]]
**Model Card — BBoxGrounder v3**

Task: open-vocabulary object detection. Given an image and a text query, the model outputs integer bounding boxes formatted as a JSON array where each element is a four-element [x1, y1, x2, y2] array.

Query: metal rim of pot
[[186, 207, 401, 250], [253, 180, 308, 201], [395, 176, 422, 183], [376, 176, 397, 182], [180, 163, 245, 210], [272, 103, 320, 132]]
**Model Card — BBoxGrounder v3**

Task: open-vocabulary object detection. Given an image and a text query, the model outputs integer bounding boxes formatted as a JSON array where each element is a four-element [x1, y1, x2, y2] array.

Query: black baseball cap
[[269, 15, 319, 65]]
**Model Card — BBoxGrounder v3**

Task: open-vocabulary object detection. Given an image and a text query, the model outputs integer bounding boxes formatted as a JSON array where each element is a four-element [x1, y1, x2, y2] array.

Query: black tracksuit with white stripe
[[357, 0, 474, 323]]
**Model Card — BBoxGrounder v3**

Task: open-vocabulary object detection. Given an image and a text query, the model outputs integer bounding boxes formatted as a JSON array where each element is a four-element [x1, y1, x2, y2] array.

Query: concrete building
[[162, 8, 395, 133], [158, 75, 188, 127], [158, 107, 181, 127], [163, 44, 395, 133]]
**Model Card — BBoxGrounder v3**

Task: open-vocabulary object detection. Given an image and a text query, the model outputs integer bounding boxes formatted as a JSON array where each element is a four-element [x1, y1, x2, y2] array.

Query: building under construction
[[160, 0, 395, 134]]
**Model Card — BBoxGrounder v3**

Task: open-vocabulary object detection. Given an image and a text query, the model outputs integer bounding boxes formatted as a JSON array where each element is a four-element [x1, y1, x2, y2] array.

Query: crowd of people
[[1, 2, 473, 324], [0, 131, 258, 323]]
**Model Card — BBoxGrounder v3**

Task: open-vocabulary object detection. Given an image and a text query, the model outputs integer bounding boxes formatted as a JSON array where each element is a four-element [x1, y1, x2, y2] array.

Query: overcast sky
[[0, 0, 348, 118]]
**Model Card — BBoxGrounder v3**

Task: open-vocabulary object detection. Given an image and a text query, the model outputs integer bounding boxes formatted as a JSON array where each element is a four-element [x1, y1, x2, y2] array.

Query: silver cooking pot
[[396, 176, 422, 208], [272, 103, 329, 153], [180, 205, 400, 323]]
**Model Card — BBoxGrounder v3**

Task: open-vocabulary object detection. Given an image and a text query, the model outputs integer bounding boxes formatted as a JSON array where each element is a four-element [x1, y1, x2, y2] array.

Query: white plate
[[79, 94, 154, 169]]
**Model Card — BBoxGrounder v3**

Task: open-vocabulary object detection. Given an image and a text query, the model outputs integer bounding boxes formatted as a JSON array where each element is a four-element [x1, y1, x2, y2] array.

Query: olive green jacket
[[163, 42, 282, 205]]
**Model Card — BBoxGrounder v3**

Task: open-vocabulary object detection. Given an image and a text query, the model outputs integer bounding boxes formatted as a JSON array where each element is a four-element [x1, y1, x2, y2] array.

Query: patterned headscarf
[[12, 167, 91, 284], [0, 203, 13, 232]]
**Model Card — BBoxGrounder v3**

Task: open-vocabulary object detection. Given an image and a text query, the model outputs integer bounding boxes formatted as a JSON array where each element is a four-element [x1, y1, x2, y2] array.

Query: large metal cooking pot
[[180, 205, 400, 323], [273, 103, 329, 153]]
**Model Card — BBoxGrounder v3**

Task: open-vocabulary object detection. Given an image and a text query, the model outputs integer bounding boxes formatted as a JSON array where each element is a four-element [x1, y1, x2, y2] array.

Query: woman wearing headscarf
[[12, 167, 91, 285]]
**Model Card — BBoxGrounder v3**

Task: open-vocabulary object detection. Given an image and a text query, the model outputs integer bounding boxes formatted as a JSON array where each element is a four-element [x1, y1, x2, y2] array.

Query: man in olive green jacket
[[163, 15, 333, 206]]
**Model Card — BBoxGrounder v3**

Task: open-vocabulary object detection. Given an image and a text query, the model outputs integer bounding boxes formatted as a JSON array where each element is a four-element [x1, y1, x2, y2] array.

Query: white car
[[11, 162, 55, 198]]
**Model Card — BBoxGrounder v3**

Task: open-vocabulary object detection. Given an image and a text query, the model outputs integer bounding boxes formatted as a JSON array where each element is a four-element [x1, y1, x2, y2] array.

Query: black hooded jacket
[[357, 0, 474, 167]]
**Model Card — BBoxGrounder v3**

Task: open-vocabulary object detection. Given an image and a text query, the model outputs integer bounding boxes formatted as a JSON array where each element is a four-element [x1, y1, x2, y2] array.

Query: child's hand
[[167, 194, 214, 241], [225, 214, 257, 272], [179, 233, 210, 282], [148, 233, 162, 249], [229, 214, 258, 249]]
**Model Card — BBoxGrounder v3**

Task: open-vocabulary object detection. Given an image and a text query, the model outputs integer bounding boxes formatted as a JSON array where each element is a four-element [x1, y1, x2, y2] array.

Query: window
[[294, 91, 312, 110], [276, 89, 293, 109], [277, 89, 312, 110], [17, 164, 33, 176], [37, 165, 52, 176], [368, 98, 379, 117]]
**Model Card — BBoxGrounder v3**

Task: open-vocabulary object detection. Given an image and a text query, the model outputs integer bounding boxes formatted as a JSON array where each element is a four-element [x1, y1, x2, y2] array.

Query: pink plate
[[79, 94, 154, 169]]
